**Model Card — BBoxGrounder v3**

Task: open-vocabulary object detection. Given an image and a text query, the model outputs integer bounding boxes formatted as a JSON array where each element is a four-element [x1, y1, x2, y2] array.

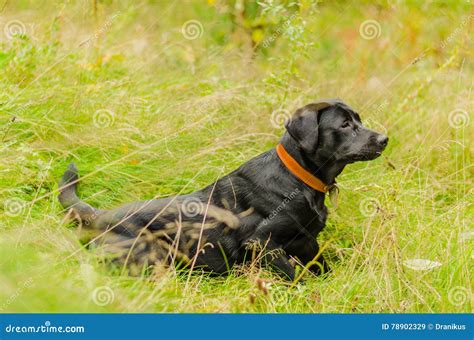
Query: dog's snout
[[376, 134, 389, 147]]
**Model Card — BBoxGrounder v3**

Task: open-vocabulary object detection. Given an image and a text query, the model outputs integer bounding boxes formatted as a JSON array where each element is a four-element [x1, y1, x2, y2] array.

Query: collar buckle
[[325, 183, 338, 194], [327, 183, 339, 208]]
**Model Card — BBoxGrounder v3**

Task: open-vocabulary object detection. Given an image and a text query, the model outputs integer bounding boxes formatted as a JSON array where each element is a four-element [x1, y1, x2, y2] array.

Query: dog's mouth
[[371, 150, 384, 159], [349, 148, 386, 162]]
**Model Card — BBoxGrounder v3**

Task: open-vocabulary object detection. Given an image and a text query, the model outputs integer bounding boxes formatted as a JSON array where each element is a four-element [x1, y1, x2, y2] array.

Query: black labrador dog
[[59, 99, 388, 280]]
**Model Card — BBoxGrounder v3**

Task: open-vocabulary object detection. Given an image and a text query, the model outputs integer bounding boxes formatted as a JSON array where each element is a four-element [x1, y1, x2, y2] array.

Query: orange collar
[[276, 143, 329, 194]]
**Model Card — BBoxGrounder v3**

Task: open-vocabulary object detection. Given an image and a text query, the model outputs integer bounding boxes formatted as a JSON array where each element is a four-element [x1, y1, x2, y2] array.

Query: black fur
[[58, 99, 388, 279]]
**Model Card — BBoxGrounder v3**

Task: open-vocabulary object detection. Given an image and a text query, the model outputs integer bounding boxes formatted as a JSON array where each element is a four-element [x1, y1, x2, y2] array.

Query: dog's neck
[[279, 133, 346, 186]]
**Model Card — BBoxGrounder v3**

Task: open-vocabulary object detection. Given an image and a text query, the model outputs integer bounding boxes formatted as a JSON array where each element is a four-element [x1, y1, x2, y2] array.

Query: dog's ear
[[285, 101, 334, 154]]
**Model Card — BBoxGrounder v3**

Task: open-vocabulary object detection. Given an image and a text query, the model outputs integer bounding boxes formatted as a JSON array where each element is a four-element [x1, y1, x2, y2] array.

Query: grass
[[0, 0, 472, 313]]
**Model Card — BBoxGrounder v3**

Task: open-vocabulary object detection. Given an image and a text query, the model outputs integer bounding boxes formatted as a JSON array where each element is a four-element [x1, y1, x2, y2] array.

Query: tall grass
[[0, 0, 472, 312]]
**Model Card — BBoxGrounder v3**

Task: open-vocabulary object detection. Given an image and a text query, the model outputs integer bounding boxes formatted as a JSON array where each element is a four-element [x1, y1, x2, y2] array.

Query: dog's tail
[[58, 163, 98, 226]]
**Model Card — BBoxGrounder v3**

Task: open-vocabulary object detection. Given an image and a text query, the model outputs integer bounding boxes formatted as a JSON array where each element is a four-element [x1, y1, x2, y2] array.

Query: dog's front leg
[[290, 238, 330, 276], [306, 252, 330, 276], [245, 236, 295, 280], [260, 240, 296, 280]]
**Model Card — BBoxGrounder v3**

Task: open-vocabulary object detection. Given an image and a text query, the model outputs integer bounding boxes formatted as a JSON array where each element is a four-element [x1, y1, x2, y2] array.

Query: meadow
[[0, 0, 472, 313]]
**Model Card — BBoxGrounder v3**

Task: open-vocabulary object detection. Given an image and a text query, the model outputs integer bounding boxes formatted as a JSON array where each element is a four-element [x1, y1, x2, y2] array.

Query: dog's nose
[[376, 134, 389, 147]]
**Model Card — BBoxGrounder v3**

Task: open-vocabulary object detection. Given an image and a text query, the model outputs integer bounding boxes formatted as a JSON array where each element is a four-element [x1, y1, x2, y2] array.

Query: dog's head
[[285, 99, 388, 164]]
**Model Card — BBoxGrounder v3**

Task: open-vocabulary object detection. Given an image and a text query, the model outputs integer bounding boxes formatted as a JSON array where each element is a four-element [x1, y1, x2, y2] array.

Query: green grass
[[0, 0, 472, 313]]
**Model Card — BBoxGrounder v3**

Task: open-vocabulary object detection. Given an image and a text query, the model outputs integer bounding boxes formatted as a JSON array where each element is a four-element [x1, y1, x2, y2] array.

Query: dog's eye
[[341, 121, 351, 128]]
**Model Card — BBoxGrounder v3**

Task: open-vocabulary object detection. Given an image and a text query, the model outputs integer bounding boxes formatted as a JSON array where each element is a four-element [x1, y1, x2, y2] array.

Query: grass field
[[0, 0, 472, 313]]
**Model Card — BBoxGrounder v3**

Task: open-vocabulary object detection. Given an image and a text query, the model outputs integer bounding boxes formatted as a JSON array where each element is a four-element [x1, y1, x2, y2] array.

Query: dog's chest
[[280, 192, 328, 235]]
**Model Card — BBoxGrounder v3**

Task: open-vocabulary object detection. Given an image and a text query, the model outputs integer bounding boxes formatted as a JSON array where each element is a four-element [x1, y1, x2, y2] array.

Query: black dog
[[59, 99, 388, 280]]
